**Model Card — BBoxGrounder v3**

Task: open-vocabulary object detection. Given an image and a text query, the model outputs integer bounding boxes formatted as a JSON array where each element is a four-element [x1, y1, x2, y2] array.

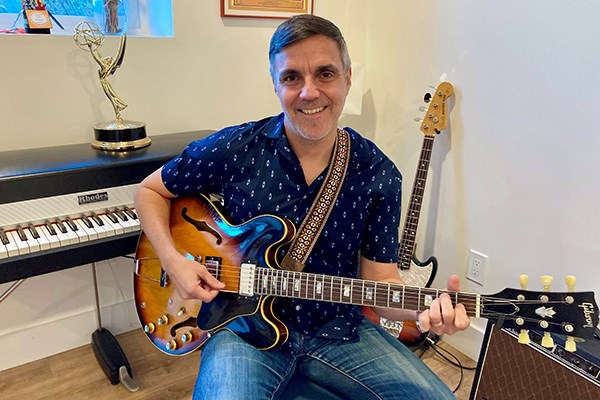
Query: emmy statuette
[[74, 20, 150, 151]]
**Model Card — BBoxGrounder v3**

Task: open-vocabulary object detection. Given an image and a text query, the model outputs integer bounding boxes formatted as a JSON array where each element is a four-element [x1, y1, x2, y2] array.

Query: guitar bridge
[[239, 261, 257, 297]]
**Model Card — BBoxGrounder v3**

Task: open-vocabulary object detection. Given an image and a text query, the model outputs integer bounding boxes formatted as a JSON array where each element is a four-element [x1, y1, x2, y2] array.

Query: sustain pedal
[[91, 328, 139, 392]]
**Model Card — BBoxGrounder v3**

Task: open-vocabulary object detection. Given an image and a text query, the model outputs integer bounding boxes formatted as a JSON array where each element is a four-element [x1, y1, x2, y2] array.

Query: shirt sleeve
[[360, 160, 402, 263], [161, 128, 235, 197]]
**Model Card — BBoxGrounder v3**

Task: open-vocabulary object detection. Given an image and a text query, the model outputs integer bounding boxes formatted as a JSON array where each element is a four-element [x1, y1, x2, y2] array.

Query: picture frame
[[221, 0, 314, 19]]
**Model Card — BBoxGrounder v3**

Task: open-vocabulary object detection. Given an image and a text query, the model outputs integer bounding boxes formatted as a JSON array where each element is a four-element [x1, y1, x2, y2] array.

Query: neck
[[286, 128, 338, 186]]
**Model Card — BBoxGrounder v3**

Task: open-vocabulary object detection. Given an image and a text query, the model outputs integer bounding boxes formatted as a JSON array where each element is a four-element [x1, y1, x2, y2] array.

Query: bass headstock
[[419, 82, 454, 137]]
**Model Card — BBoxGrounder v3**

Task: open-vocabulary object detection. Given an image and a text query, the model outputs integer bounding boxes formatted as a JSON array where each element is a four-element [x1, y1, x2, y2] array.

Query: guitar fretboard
[[248, 267, 480, 317], [398, 135, 435, 269]]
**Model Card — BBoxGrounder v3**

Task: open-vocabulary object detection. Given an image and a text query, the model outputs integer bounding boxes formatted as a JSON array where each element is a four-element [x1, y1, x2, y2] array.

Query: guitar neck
[[398, 135, 435, 268], [237, 265, 480, 318]]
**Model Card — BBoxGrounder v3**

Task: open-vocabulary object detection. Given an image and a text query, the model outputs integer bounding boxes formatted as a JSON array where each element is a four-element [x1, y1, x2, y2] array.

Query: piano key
[[97, 214, 120, 237], [84, 214, 109, 239], [8, 230, 30, 255], [32, 224, 52, 251], [27, 223, 41, 239], [65, 216, 79, 233], [40, 224, 61, 249], [53, 220, 79, 245], [16, 225, 27, 242], [0, 228, 9, 245], [105, 210, 119, 224], [73, 219, 96, 242], [21, 226, 42, 253], [0, 241, 8, 259], [123, 206, 138, 220]]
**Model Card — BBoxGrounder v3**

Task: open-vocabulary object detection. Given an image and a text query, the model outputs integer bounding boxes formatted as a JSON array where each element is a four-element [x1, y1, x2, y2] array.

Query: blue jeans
[[193, 319, 456, 399]]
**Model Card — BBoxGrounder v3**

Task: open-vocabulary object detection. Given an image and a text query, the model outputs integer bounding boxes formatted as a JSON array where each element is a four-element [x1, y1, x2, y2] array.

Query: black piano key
[[105, 210, 119, 224], [123, 206, 138, 220], [65, 216, 78, 232], [80, 214, 93, 229], [90, 212, 104, 226], [114, 209, 129, 222], [16, 225, 27, 241], [54, 218, 67, 234], [44, 220, 57, 236], [28, 223, 41, 239], [0, 228, 9, 245]]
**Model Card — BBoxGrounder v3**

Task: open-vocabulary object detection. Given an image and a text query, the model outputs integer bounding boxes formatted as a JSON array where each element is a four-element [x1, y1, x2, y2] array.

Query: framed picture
[[221, 0, 314, 19]]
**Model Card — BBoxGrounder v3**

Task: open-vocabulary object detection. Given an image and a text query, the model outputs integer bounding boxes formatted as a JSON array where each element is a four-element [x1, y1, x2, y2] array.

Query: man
[[134, 14, 469, 399]]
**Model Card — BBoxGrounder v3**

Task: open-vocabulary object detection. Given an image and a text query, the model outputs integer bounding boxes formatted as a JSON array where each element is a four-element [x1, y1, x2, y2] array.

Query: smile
[[300, 106, 325, 115]]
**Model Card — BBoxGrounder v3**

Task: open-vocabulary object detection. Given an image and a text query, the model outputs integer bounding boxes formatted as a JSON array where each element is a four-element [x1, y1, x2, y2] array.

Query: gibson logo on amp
[[78, 192, 109, 205]]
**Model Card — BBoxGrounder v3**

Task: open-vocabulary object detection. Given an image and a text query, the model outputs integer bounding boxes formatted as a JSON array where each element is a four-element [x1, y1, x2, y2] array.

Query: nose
[[300, 78, 320, 100]]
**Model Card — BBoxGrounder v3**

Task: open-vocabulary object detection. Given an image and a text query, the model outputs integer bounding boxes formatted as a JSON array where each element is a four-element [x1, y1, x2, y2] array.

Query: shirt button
[[295, 305, 302, 311]]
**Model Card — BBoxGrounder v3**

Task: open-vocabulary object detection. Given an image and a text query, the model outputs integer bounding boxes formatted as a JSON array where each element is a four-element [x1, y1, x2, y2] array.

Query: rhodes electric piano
[[0, 130, 213, 389], [0, 130, 213, 284]]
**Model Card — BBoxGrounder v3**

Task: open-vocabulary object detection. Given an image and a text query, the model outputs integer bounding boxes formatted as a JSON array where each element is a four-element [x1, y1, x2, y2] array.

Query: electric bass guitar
[[134, 194, 599, 356], [364, 82, 452, 343]]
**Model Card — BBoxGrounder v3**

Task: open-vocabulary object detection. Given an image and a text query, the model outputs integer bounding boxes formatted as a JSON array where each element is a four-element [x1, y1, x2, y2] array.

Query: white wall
[[1, 0, 599, 370]]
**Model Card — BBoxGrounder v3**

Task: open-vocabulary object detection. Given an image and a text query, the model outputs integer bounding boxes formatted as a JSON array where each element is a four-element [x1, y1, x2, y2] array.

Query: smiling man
[[134, 14, 469, 399]]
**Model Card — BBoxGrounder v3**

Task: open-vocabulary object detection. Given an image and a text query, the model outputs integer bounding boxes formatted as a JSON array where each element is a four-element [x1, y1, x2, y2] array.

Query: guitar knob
[[157, 315, 169, 325], [166, 340, 178, 351], [182, 331, 193, 343], [144, 323, 155, 333]]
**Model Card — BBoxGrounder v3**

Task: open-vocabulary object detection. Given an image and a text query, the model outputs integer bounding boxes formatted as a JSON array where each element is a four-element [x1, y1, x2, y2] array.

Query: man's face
[[272, 35, 351, 142]]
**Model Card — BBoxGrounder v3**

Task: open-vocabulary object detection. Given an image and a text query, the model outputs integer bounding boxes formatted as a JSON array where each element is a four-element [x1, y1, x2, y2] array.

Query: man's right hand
[[162, 253, 226, 302]]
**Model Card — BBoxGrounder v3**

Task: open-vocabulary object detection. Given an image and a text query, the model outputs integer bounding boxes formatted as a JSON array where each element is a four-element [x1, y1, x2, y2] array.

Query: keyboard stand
[[91, 262, 139, 392]]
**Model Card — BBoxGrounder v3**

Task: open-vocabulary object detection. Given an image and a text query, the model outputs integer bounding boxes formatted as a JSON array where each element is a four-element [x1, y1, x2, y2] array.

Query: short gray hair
[[269, 14, 351, 78]]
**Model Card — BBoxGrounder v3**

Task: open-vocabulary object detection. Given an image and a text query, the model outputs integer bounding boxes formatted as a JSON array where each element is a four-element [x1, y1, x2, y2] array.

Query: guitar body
[[134, 195, 295, 355]]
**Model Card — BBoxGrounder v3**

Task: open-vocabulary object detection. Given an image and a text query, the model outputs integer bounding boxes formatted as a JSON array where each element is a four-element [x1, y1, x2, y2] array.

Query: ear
[[345, 67, 352, 95]]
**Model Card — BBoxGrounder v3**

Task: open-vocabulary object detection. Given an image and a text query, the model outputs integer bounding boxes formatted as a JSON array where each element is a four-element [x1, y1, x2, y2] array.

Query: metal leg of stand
[[0, 279, 26, 305], [91, 262, 139, 392]]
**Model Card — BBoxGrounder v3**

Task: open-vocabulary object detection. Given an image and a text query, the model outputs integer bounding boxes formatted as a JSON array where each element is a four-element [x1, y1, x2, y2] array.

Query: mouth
[[299, 106, 326, 115]]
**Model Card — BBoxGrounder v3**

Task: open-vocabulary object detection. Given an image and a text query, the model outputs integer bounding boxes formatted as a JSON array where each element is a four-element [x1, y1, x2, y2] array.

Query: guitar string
[[139, 261, 577, 320]]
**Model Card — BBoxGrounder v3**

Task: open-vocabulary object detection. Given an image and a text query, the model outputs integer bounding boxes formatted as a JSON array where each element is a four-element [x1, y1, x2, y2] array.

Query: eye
[[281, 73, 300, 85]]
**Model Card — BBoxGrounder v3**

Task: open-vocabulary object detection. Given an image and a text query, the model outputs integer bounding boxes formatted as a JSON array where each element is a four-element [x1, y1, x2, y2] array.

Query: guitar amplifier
[[470, 321, 600, 400]]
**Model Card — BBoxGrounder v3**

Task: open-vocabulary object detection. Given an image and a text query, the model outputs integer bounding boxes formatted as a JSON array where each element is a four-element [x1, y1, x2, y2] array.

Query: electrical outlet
[[466, 249, 488, 286]]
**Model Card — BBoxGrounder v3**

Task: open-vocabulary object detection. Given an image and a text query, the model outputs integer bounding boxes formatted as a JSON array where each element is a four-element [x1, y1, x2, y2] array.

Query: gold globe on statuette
[[74, 15, 150, 151]]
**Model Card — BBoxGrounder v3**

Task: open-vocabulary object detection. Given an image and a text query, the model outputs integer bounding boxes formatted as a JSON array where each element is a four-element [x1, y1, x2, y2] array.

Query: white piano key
[[98, 214, 121, 236], [20, 226, 41, 253], [74, 219, 96, 242], [82, 214, 107, 239], [0, 241, 8, 259], [30, 224, 52, 251], [113, 209, 136, 233], [40, 224, 62, 249], [2, 231, 20, 257], [8, 230, 30, 255]]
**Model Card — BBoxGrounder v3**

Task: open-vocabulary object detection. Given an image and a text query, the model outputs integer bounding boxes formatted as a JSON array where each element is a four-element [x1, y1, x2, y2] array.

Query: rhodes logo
[[78, 192, 109, 205], [579, 302, 597, 328]]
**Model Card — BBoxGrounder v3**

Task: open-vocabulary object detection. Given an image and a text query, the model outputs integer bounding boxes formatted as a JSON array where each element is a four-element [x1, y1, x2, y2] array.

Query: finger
[[439, 293, 456, 323], [428, 298, 443, 326], [454, 303, 471, 330], [418, 309, 431, 332], [447, 274, 461, 292], [196, 264, 226, 289]]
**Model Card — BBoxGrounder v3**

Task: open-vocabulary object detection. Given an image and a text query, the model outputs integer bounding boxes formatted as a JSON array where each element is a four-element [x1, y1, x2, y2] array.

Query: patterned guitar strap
[[280, 128, 351, 272]]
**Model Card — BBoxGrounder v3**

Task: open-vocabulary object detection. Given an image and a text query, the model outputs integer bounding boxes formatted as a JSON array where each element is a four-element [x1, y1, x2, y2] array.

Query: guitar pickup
[[239, 260, 257, 297]]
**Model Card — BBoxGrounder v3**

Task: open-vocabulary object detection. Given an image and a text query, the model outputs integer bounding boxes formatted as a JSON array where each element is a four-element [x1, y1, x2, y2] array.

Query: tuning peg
[[565, 275, 576, 291], [519, 274, 529, 289], [564, 275, 577, 352], [418, 106, 428, 112], [541, 275, 553, 291], [423, 92, 432, 103], [565, 337, 577, 352], [518, 329, 530, 344], [414, 117, 423, 123]]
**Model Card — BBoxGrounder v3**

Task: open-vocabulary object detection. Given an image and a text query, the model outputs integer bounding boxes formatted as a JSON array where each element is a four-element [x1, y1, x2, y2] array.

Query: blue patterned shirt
[[161, 114, 402, 341]]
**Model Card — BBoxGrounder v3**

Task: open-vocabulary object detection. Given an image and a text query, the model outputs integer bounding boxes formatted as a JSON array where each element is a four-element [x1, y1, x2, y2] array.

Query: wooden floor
[[0, 329, 476, 399]]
